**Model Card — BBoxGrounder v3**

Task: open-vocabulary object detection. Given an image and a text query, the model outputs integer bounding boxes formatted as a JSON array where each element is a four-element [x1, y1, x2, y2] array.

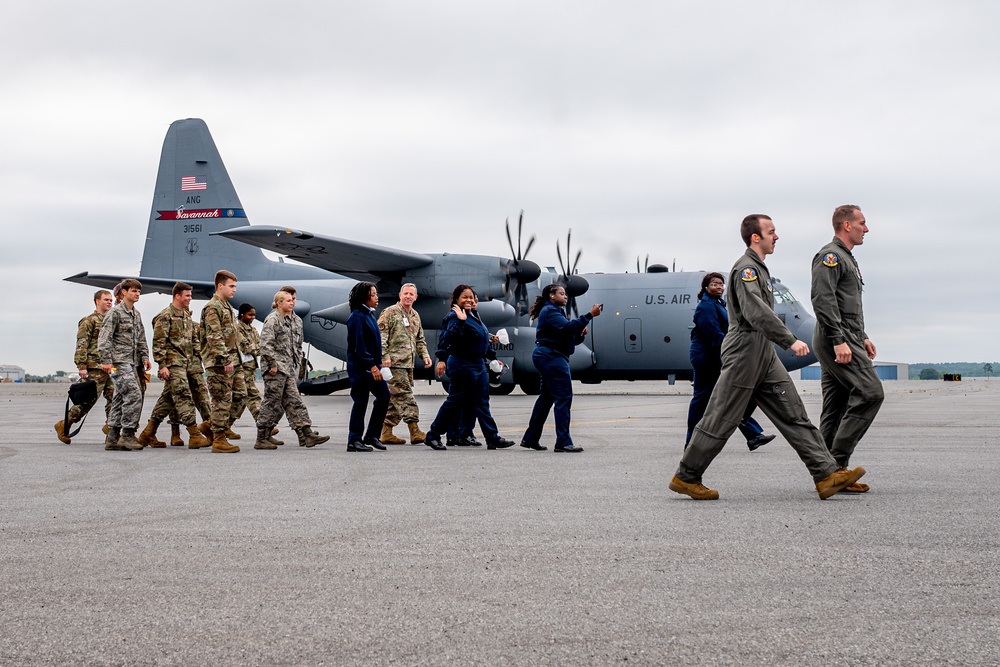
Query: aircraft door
[[624, 318, 642, 353]]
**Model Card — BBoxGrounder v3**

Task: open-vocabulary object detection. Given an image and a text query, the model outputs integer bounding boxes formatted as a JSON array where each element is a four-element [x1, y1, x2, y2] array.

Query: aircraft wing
[[213, 226, 434, 280], [64, 272, 217, 300]]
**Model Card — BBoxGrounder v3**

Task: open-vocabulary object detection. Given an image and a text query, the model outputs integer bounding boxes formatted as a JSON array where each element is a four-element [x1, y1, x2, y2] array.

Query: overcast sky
[[3, 1, 997, 375]]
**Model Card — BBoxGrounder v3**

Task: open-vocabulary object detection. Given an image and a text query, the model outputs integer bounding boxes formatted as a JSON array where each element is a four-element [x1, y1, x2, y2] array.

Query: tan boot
[[816, 467, 866, 500], [170, 423, 184, 446], [224, 425, 241, 440], [668, 475, 719, 500], [380, 424, 406, 445], [186, 424, 211, 449], [407, 422, 426, 444], [271, 427, 280, 436], [54, 420, 72, 445], [119, 428, 144, 451], [198, 420, 213, 440], [138, 419, 165, 448], [211, 431, 240, 453], [102, 423, 110, 435], [253, 427, 278, 450], [296, 427, 330, 448]]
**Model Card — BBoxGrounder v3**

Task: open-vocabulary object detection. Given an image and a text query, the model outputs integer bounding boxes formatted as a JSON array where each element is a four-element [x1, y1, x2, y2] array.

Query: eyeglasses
[[708, 282, 724, 287]]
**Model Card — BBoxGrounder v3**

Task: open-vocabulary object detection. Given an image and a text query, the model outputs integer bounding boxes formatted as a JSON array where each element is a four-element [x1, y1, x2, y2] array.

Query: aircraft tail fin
[[139, 118, 321, 283]]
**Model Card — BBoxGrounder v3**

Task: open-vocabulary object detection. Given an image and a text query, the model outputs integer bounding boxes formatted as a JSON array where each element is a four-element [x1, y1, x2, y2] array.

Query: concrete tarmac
[[1, 379, 997, 666]]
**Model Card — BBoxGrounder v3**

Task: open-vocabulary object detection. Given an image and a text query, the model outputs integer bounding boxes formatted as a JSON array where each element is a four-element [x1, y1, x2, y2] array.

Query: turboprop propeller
[[556, 229, 590, 317], [504, 210, 541, 315]]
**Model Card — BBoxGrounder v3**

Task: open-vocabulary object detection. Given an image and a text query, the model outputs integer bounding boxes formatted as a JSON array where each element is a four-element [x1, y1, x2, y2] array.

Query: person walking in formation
[[198, 270, 245, 454], [669, 214, 866, 500], [138, 282, 211, 449], [235, 303, 283, 446], [520, 284, 602, 453], [423, 285, 515, 452], [810, 204, 883, 492], [98, 278, 151, 451], [55, 289, 115, 444], [254, 291, 330, 450], [345, 282, 391, 452], [686, 272, 776, 451], [378, 283, 433, 445], [167, 308, 214, 446]]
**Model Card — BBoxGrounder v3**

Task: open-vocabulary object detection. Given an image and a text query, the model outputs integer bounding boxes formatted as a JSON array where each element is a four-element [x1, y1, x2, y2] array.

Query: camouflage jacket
[[200, 296, 239, 368], [152, 304, 197, 369], [260, 312, 300, 377], [378, 304, 429, 368], [238, 320, 261, 370], [74, 310, 104, 370], [98, 302, 150, 366]]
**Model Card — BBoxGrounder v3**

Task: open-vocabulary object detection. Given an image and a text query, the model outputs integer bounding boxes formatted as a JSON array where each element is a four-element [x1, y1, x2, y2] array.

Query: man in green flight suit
[[669, 214, 866, 501], [811, 204, 883, 492]]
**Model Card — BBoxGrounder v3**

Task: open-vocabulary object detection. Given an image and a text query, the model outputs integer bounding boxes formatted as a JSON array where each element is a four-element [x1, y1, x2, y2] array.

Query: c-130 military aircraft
[[67, 118, 818, 395]]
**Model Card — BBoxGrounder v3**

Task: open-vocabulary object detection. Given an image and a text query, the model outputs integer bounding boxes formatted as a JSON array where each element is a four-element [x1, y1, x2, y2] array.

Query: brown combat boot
[[296, 427, 330, 448], [105, 426, 126, 451], [211, 431, 240, 453], [380, 424, 406, 445], [267, 433, 284, 446], [224, 425, 241, 440], [253, 427, 278, 450], [815, 467, 866, 500], [198, 420, 213, 440], [186, 424, 211, 449], [54, 420, 72, 445], [102, 423, 110, 435], [138, 419, 165, 448], [271, 427, 280, 436], [119, 428, 144, 451], [668, 475, 720, 500], [407, 422, 426, 444], [170, 423, 184, 446]]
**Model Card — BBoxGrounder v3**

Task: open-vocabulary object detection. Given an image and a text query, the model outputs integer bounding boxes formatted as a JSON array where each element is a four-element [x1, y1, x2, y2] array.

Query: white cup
[[489, 359, 503, 373], [380, 367, 393, 381], [496, 328, 509, 345]]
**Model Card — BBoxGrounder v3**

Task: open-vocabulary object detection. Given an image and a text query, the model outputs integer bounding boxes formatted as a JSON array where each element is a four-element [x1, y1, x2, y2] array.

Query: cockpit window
[[773, 285, 796, 305]]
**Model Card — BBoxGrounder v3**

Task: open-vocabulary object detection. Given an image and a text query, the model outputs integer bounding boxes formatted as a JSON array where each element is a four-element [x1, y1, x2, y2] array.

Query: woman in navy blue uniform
[[424, 285, 515, 451], [346, 281, 390, 452], [686, 272, 775, 450], [520, 284, 602, 453]]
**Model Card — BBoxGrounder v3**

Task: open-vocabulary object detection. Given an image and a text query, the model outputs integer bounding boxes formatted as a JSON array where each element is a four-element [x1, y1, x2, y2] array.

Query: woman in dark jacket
[[686, 272, 775, 450], [346, 281, 390, 452], [520, 284, 602, 453], [424, 285, 515, 451]]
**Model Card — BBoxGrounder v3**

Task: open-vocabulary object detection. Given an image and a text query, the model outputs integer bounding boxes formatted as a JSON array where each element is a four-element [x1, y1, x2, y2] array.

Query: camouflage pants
[[385, 367, 419, 426], [150, 366, 197, 425], [168, 366, 212, 425], [234, 363, 261, 422], [205, 367, 247, 433], [67, 368, 113, 425], [109, 363, 143, 429], [257, 372, 310, 431]]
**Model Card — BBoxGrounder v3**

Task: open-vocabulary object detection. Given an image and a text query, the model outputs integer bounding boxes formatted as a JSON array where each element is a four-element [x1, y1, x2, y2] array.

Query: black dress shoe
[[486, 437, 516, 450], [520, 441, 547, 451], [424, 434, 447, 451], [463, 436, 482, 447], [364, 436, 387, 451], [746, 433, 777, 451], [347, 440, 373, 452], [554, 445, 584, 453]]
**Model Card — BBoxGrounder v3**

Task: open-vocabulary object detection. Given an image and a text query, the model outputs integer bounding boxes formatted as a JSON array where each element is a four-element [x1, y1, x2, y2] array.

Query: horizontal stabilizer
[[65, 272, 216, 300], [213, 226, 434, 280]]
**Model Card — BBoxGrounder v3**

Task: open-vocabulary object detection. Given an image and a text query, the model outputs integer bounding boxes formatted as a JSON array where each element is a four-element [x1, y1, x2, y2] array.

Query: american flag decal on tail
[[181, 175, 207, 191]]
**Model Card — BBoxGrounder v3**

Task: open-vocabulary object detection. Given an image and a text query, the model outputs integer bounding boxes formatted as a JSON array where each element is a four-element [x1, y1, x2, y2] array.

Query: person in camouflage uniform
[[198, 270, 245, 453], [98, 279, 151, 451], [234, 304, 282, 446], [810, 204, 883, 489], [253, 291, 329, 450], [378, 283, 432, 444], [55, 289, 116, 444], [136, 282, 211, 450], [166, 311, 214, 446]]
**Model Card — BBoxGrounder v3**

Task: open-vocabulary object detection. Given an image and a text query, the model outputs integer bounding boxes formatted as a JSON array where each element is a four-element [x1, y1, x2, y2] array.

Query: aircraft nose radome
[[790, 314, 818, 367]]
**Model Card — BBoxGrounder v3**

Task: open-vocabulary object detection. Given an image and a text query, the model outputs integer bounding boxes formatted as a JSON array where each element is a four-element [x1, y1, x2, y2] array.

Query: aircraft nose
[[789, 313, 818, 367]]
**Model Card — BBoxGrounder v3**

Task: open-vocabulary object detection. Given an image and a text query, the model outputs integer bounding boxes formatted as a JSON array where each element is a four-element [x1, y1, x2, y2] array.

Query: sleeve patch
[[822, 252, 839, 267], [740, 267, 758, 282]]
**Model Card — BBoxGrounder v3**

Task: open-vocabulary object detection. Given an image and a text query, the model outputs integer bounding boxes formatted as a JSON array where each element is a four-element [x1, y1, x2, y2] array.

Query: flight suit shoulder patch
[[740, 267, 758, 282], [821, 252, 840, 267]]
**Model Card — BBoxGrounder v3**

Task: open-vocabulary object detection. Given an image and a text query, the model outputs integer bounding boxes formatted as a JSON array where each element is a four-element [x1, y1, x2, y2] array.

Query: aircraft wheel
[[489, 383, 516, 396], [518, 375, 541, 396]]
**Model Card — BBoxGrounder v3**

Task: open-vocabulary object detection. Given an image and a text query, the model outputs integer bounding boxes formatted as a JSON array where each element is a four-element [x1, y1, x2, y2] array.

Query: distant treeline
[[909, 362, 998, 380]]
